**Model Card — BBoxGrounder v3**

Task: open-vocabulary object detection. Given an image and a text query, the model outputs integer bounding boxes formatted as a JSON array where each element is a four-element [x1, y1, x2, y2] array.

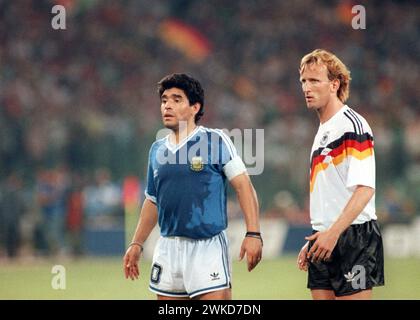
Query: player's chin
[[307, 103, 323, 111], [306, 102, 317, 109], [163, 120, 177, 130]]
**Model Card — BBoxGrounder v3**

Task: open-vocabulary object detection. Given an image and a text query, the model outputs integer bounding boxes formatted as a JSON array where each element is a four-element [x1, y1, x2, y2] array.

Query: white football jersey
[[309, 105, 377, 231]]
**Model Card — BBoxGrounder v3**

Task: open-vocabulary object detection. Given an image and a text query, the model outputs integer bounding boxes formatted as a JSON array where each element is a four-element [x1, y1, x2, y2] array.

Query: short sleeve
[[216, 129, 247, 180], [144, 145, 157, 204], [345, 132, 376, 190]]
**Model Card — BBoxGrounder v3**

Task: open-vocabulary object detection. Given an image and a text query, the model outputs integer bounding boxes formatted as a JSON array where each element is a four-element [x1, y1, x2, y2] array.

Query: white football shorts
[[148, 230, 232, 298]]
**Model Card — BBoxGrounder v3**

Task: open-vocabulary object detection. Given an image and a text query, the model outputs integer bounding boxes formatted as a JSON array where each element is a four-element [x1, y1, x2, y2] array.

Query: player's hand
[[123, 245, 142, 280], [297, 241, 309, 271], [239, 237, 263, 272], [305, 230, 339, 263]]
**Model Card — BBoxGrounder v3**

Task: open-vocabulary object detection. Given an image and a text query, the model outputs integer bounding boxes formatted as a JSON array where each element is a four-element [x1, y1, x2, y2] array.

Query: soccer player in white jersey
[[123, 73, 263, 300], [296, 49, 384, 299]]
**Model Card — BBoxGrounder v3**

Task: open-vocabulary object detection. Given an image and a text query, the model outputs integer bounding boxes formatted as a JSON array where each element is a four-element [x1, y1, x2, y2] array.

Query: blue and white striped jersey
[[145, 126, 246, 239]]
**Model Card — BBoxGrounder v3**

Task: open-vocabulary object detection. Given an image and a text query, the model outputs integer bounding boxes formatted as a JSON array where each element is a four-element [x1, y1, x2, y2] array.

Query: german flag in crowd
[[158, 19, 212, 63]]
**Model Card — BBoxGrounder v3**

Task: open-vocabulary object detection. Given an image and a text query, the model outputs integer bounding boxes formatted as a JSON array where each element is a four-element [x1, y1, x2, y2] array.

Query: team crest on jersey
[[190, 156, 204, 171], [320, 131, 330, 146]]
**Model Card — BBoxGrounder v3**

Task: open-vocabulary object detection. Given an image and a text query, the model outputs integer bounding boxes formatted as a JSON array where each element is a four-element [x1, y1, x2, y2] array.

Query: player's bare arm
[[306, 185, 375, 263], [123, 199, 158, 280], [230, 173, 262, 272]]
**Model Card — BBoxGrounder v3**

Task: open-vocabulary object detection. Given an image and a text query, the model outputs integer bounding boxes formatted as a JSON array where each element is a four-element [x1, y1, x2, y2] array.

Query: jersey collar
[[165, 125, 203, 153]]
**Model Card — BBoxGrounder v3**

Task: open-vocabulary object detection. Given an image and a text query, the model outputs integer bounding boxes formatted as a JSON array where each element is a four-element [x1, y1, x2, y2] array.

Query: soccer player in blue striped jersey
[[123, 74, 263, 300]]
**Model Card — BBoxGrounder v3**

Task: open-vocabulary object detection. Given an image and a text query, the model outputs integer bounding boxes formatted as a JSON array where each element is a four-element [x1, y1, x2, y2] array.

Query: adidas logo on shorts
[[344, 271, 356, 282], [210, 272, 220, 281]]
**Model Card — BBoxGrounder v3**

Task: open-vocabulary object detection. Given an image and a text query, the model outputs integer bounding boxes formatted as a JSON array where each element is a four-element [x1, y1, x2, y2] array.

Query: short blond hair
[[300, 49, 352, 103]]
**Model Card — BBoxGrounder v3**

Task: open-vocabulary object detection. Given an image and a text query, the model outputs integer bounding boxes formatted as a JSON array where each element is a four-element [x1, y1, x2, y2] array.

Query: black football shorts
[[307, 220, 385, 297]]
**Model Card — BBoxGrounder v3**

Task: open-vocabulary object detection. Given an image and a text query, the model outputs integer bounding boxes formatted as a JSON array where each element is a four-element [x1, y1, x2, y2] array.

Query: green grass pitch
[[1, 256, 419, 299]]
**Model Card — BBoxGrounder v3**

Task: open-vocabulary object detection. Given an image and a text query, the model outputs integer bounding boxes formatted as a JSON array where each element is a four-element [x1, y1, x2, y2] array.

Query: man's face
[[160, 87, 198, 130], [299, 63, 335, 110]]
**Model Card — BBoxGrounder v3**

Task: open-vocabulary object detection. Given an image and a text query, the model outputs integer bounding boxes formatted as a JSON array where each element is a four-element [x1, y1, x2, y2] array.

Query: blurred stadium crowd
[[0, 0, 419, 258]]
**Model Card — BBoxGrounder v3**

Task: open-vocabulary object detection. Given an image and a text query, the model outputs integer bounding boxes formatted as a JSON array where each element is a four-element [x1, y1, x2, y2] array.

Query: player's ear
[[330, 78, 340, 93], [190, 103, 200, 117]]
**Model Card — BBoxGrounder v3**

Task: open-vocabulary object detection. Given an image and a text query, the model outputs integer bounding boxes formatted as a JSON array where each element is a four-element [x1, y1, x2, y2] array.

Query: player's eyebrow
[[161, 94, 183, 100], [300, 77, 320, 82]]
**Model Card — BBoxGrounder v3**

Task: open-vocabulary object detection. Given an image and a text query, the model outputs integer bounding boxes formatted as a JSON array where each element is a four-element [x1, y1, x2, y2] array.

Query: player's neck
[[317, 98, 344, 124], [171, 122, 197, 145]]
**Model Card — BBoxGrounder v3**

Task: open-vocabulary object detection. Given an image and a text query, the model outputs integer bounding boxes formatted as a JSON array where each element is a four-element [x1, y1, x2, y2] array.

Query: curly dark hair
[[157, 73, 204, 123]]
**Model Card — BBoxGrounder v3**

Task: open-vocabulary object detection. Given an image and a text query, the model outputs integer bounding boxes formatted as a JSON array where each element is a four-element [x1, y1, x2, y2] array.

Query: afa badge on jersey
[[190, 156, 204, 171]]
